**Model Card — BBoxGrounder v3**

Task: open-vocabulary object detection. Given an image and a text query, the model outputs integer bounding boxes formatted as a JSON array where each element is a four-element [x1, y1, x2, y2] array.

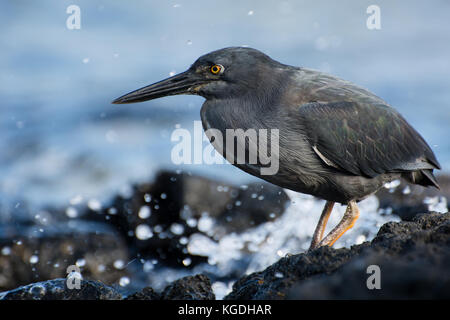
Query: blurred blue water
[[1, 0, 449, 207]]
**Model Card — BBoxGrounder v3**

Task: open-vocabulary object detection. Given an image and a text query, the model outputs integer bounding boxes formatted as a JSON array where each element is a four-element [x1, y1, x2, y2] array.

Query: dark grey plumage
[[113, 47, 440, 249]]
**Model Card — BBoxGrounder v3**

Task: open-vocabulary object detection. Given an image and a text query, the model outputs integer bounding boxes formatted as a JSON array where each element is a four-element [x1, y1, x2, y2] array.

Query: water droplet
[[186, 218, 197, 228], [198, 215, 214, 232], [1, 246, 11, 255], [114, 260, 125, 270], [29, 284, 46, 298], [144, 193, 152, 203], [138, 206, 151, 219], [136, 224, 153, 240], [66, 206, 78, 218], [29, 255, 39, 264], [248, 10, 254, 16], [119, 277, 130, 287], [402, 185, 411, 195], [87, 199, 102, 211], [170, 223, 184, 235], [384, 179, 401, 190], [275, 272, 284, 278], [158, 232, 168, 239], [355, 235, 366, 244], [76, 258, 86, 267], [182, 258, 192, 266]]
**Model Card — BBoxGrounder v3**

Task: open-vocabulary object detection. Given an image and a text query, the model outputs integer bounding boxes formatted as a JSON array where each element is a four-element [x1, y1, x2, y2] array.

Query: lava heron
[[113, 47, 440, 250]]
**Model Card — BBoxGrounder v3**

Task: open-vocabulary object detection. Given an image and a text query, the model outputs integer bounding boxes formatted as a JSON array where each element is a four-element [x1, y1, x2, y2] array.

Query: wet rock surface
[[0, 221, 129, 291], [88, 170, 289, 268], [125, 274, 215, 300], [160, 274, 215, 300], [225, 212, 450, 299], [1, 274, 215, 301], [0, 171, 449, 300], [0, 278, 122, 300], [2, 212, 448, 300], [0, 170, 289, 295], [126, 286, 161, 300]]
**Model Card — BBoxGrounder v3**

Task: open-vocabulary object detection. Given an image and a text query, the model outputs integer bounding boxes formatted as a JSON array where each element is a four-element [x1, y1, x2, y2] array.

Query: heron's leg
[[309, 201, 335, 250], [318, 200, 360, 247]]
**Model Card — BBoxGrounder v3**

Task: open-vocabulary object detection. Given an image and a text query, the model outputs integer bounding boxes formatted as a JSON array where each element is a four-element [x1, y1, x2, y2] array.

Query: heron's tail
[[403, 169, 440, 189]]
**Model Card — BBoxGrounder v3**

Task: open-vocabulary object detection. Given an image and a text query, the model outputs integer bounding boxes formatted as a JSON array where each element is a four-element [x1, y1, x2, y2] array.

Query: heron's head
[[112, 47, 285, 104]]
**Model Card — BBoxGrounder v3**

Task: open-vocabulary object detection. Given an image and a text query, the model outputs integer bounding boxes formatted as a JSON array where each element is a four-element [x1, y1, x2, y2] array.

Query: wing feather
[[297, 101, 440, 177]]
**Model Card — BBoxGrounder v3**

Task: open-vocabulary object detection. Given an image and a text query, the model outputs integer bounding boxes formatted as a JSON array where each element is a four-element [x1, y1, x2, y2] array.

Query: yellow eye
[[210, 64, 223, 74]]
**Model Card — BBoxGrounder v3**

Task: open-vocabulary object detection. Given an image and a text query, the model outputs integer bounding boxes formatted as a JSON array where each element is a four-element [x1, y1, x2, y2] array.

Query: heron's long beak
[[112, 70, 202, 104]]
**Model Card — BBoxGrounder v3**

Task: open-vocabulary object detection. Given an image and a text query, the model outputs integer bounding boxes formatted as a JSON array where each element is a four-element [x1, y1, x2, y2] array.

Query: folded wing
[[297, 101, 440, 179]]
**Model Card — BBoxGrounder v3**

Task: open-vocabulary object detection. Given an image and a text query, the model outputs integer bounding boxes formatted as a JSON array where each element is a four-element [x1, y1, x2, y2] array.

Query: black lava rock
[[93, 170, 289, 268], [160, 274, 215, 300], [225, 212, 450, 299], [126, 274, 216, 300], [126, 286, 161, 300], [0, 220, 129, 291], [0, 278, 122, 300], [3, 212, 449, 300]]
